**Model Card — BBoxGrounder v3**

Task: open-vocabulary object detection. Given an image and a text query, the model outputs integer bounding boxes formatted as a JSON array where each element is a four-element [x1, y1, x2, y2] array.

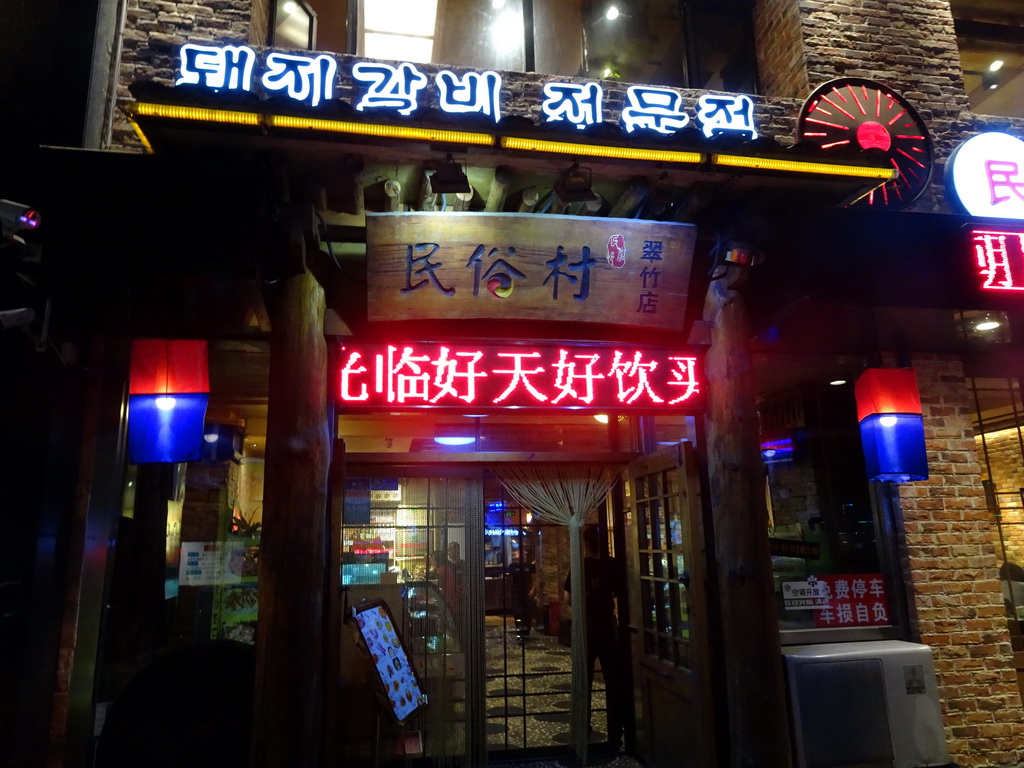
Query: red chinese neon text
[[429, 346, 487, 403], [340, 352, 370, 400], [493, 352, 549, 403], [610, 350, 664, 404], [551, 351, 604, 404], [337, 343, 703, 409], [666, 357, 700, 404], [973, 229, 1024, 291]]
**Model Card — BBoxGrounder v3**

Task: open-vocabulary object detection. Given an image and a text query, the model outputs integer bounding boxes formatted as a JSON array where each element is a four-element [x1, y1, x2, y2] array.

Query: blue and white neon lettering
[[177, 44, 256, 92], [696, 94, 757, 140], [542, 82, 603, 130], [262, 52, 337, 107], [352, 61, 428, 116], [621, 86, 690, 135], [436, 70, 502, 123]]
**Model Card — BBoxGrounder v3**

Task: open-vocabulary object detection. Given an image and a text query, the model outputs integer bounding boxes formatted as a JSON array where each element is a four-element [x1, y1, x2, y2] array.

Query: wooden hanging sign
[[365, 212, 697, 332]]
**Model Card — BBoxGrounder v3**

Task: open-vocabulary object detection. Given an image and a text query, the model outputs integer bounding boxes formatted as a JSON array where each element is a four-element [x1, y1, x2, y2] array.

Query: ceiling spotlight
[[990, 59, 1004, 72], [283, 0, 298, 13], [594, 414, 609, 424], [429, 154, 472, 195], [976, 318, 1001, 331], [606, 5, 619, 20], [829, 379, 847, 386], [553, 161, 594, 203], [435, 436, 475, 446]]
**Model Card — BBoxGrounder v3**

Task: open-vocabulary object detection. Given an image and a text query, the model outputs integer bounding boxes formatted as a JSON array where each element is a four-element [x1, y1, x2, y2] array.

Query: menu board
[[352, 599, 427, 723]]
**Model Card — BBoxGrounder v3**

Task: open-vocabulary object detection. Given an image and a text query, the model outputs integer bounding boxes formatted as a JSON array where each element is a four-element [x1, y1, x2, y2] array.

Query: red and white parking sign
[[811, 573, 890, 628]]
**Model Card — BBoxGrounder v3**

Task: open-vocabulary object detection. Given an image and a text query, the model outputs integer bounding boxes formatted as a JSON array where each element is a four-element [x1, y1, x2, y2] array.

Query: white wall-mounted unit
[[783, 640, 951, 768]]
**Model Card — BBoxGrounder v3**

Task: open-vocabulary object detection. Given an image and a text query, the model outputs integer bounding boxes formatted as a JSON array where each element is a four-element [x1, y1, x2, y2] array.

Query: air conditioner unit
[[783, 641, 951, 768]]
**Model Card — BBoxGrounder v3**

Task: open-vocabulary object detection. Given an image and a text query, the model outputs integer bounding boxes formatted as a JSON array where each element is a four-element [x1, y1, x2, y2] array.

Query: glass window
[[761, 381, 902, 638], [272, 0, 317, 49], [299, 0, 758, 90], [952, 0, 1024, 118]]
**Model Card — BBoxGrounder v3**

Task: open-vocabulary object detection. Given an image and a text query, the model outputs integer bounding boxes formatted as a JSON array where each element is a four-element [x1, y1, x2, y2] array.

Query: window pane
[[365, 32, 434, 62]]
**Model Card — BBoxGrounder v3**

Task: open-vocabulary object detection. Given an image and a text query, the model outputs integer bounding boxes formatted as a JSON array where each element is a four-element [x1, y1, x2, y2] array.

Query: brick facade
[[976, 430, 1024, 568], [898, 355, 1024, 767]]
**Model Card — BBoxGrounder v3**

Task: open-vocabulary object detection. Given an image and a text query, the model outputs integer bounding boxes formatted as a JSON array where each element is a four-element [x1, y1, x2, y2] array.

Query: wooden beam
[[486, 166, 513, 212], [383, 179, 402, 212], [418, 171, 437, 212], [253, 264, 331, 767], [609, 177, 650, 219], [702, 267, 791, 768]]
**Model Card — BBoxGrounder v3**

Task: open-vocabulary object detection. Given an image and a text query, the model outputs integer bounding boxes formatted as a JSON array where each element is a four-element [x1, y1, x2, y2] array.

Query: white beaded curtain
[[492, 465, 619, 766]]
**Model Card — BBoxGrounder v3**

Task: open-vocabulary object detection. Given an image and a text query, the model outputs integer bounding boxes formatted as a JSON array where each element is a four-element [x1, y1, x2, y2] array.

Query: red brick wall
[[898, 354, 1024, 767], [976, 430, 1024, 567]]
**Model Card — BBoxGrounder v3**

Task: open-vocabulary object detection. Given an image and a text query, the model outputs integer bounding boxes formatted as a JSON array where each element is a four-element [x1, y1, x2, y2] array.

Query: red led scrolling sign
[[972, 229, 1024, 291], [336, 343, 702, 410]]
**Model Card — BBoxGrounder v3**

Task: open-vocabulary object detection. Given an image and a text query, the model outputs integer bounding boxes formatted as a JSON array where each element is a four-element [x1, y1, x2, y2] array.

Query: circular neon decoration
[[798, 78, 932, 209], [947, 132, 1024, 220]]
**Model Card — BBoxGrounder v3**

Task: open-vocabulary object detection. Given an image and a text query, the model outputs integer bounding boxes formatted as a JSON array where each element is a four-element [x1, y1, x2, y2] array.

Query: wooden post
[[485, 166, 512, 212], [252, 264, 331, 768], [702, 268, 791, 768]]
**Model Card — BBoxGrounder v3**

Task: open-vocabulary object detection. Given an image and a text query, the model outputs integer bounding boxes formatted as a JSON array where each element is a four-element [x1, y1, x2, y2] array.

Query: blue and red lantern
[[128, 339, 209, 463], [855, 368, 928, 483]]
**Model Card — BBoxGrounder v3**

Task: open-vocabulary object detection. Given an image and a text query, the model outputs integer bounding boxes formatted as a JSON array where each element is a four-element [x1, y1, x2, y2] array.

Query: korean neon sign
[[337, 343, 701, 410], [972, 229, 1024, 291], [175, 45, 758, 140]]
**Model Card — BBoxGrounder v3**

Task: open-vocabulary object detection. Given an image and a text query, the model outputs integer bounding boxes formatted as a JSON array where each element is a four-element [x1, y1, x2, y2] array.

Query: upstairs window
[[271, 0, 758, 93], [952, 0, 1024, 118]]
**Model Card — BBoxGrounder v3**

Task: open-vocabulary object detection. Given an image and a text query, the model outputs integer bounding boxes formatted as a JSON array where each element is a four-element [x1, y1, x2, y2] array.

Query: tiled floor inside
[[484, 615, 611, 754]]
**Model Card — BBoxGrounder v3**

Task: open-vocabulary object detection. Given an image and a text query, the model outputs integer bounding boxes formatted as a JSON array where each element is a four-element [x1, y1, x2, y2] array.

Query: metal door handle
[[680, 571, 691, 589]]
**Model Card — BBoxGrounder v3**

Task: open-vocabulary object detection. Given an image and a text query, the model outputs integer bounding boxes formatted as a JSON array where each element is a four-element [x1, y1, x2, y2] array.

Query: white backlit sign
[[263, 52, 336, 107], [177, 44, 256, 91], [541, 82, 603, 130], [621, 86, 690, 135], [948, 132, 1024, 220], [696, 93, 757, 140], [173, 45, 760, 141]]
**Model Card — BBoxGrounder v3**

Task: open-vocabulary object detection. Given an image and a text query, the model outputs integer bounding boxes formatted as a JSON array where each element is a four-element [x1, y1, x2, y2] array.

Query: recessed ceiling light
[[976, 319, 1001, 331], [990, 60, 1004, 72], [435, 436, 475, 446], [606, 5, 619, 20], [829, 379, 847, 386], [283, 0, 298, 14], [879, 415, 898, 427], [594, 414, 609, 424]]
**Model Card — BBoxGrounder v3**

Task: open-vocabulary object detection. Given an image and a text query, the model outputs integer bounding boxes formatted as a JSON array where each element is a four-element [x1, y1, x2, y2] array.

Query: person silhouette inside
[[564, 525, 625, 750], [506, 546, 536, 644]]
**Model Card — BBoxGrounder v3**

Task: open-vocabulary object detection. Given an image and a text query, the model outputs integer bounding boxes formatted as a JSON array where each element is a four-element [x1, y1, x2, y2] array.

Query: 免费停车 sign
[[365, 212, 697, 332]]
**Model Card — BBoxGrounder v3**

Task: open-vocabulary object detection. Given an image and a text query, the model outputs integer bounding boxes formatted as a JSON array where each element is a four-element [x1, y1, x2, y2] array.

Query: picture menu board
[[352, 599, 427, 723]]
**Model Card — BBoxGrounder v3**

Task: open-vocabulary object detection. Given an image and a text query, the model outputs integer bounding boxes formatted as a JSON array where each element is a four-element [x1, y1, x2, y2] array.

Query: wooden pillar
[[702, 269, 791, 768], [252, 267, 331, 768]]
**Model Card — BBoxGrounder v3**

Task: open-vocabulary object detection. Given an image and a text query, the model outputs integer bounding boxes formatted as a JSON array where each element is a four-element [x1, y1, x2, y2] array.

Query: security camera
[[0, 199, 41, 239]]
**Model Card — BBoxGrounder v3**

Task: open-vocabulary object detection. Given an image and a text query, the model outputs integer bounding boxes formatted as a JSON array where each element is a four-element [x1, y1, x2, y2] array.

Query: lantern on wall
[[128, 339, 209, 463], [855, 368, 928, 482]]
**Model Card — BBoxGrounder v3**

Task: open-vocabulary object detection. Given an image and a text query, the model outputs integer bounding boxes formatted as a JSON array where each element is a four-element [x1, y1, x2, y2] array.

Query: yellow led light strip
[[267, 115, 495, 146], [501, 136, 703, 164], [131, 102, 261, 126], [712, 153, 897, 180]]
